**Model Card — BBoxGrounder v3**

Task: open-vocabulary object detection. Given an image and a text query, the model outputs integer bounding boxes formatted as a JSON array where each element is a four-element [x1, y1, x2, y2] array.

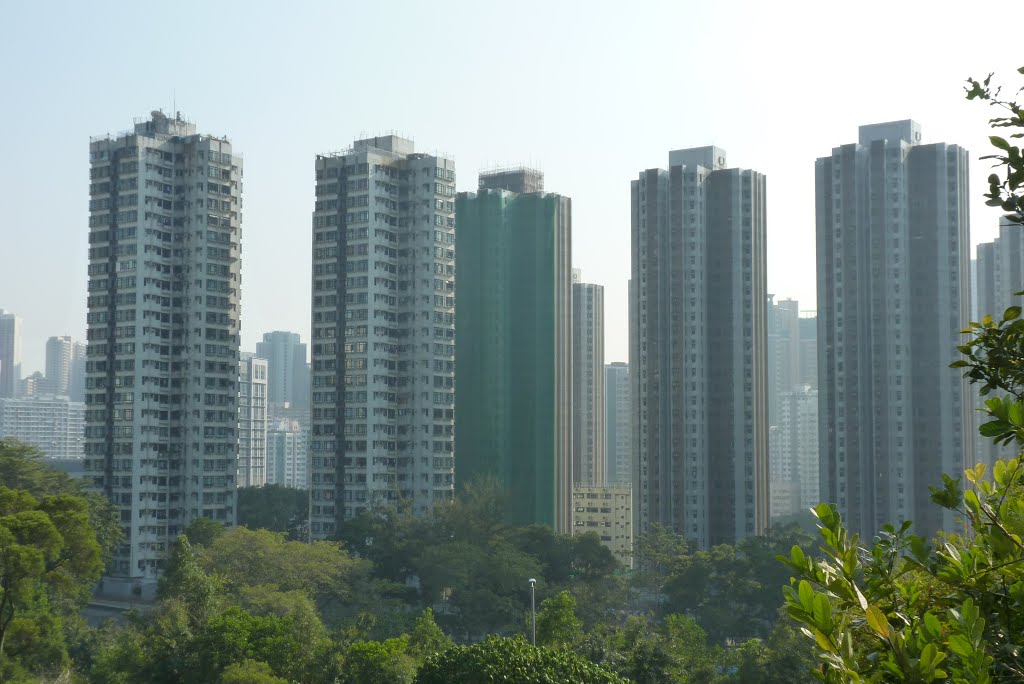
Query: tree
[[406, 608, 453, 663], [655, 524, 814, 643], [184, 517, 225, 547], [633, 523, 689, 594], [187, 607, 307, 683], [339, 638, 416, 684], [219, 659, 289, 684], [414, 635, 628, 684], [0, 486, 102, 674], [199, 526, 365, 606], [534, 590, 583, 648], [237, 485, 309, 540], [966, 67, 1024, 224], [0, 438, 122, 562], [158, 535, 221, 625]]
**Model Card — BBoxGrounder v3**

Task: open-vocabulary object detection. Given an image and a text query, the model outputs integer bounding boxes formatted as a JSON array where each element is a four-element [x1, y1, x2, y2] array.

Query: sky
[[0, 0, 1018, 375]]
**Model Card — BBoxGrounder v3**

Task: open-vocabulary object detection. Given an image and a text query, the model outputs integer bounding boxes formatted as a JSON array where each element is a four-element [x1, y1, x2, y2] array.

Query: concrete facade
[[238, 356, 268, 488], [769, 385, 819, 519], [604, 362, 631, 485], [630, 147, 769, 548], [572, 270, 605, 484], [816, 120, 971, 539], [0, 395, 85, 460], [45, 336, 86, 399], [572, 483, 633, 568], [85, 111, 243, 579], [256, 331, 309, 409], [267, 419, 307, 489], [0, 310, 22, 399], [309, 135, 455, 538], [767, 298, 818, 520]]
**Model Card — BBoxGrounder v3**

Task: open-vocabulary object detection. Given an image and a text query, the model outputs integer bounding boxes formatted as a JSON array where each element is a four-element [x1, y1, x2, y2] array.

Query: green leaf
[[991, 135, 1012, 151], [980, 420, 1011, 437], [948, 633, 973, 658], [866, 605, 889, 639], [923, 612, 941, 638], [1010, 402, 1024, 426], [798, 580, 814, 612], [994, 459, 1007, 485], [790, 544, 806, 568], [1005, 305, 1022, 321]]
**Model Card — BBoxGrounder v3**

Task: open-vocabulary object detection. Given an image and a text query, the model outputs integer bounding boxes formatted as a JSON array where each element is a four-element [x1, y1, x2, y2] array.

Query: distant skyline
[[0, 1, 1018, 374]]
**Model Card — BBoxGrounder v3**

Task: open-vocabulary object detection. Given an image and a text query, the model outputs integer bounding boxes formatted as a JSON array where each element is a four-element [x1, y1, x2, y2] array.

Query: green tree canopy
[[534, 590, 583, 648], [0, 485, 102, 679], [237, 485, 309, 540], [414, 635, 628, 684]]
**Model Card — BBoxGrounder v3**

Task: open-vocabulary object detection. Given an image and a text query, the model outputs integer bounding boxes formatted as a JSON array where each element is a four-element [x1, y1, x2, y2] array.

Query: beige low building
[[572, 483, 633, 568]]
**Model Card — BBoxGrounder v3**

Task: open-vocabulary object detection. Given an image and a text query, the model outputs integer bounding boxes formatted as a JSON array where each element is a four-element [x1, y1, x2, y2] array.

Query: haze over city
[[0, 0, 1016, 373]]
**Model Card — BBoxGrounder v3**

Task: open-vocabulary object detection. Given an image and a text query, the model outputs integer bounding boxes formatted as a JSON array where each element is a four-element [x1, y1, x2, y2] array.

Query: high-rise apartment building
[[572, 269, 605, 484], [18, 372, 45, 398], [238, 355, 268, 488], [767, 297, 818, 519], [605, 362, 631, 485], [85, 111, 243, 579], [769, 385, 819, 519], [975, 217, 1024, 330], [309, 135, 455, 539], [267, 419, 308, 489], [972, 217, 1024, 469], [767, 297, 800, 424], [630, 146, 768, 547], [455, 169, 573, 532], [45, 336, 86, 399], [0, 310, 22, 398], [816, 120, 971, 539], [799, 315, 818, 390], [0, 395, 85, 460], [256, 331, 310, 408]]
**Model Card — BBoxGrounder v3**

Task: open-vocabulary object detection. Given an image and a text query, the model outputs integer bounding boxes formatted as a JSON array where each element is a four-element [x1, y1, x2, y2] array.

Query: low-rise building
[[572, 483, 633, 568]]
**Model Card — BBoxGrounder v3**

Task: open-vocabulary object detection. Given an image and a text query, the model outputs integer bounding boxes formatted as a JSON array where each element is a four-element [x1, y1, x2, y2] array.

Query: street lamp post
[[528, 578, 537, 646]]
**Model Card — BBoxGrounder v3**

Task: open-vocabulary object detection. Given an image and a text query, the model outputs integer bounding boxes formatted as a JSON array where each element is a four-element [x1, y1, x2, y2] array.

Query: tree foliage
[[414, 635, 628, 684], [237, 485, 309, 540], [0, 485, 102, 679], [966, 67, 1024, 224], [534, 590, 583, 648], [0, 438, 121, 561]]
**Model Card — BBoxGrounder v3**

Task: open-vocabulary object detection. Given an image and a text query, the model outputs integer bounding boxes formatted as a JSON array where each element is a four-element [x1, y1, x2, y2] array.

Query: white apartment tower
[[85, 111, 243, 579], [310, 135, 455, 538], [816, 120, 971, 539], [268, 419, 308, 489], [572, 269, 605, 484], [605, 362, 631, 485], [0, 310, 22, 398], [45, 336, 86, 399], [630, 146, 769, 548], [238, 355, 268, 487]]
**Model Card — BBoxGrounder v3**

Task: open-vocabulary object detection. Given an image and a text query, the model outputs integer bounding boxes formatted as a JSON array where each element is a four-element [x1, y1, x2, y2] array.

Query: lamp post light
[[528, 578, 537, 646]]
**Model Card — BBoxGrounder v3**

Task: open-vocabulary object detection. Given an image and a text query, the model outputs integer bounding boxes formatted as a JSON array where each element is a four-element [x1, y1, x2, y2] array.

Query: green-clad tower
[[455, 169, 572, 532]]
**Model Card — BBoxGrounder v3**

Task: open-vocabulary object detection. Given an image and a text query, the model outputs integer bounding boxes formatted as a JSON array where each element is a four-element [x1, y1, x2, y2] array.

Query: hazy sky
[[0, 0, 1018, 374]]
